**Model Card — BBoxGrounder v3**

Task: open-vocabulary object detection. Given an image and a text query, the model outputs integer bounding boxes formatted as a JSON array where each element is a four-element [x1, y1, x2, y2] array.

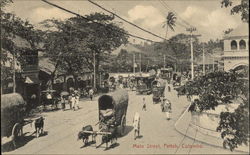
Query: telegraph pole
[[186, 27, 201, 80], [139, 53, 142, 73], [186, 27, 196, 80], [202, 44, 205, 75], [163, 54, 166, 69], [13, 50, 16, 93], [93, 51, 96, 89], [133, 53, 135, 74], [212, 52, 214, 72]]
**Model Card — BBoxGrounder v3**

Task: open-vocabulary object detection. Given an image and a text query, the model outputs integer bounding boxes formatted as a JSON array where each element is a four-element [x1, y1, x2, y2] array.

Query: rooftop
[[224, 23, 249, 39]]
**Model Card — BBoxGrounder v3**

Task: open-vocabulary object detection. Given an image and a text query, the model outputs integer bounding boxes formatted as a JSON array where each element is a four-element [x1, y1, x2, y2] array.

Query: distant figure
[[89, 88, 94, 101], [74, 90, 80, 110], [71, 93, 78, 111], [46, 92, 53, 107], [31, 94, 37, 108], [142, 98, 146, 111], [61, 95, 66, 110], [133, 112, 140, 140], [163, 100, 172, 120]]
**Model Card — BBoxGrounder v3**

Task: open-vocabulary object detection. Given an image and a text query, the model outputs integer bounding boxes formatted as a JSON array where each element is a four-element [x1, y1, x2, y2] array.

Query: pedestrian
[[133, 112, 140, 140], [74, 90, 80, 110], [71, 93, 76, 111], [163, 99, 172, 120], [46, 92, 53, 108], [142, 98, 146, 111], [89, 88, 94, 101], [61, 95, 66, 110]]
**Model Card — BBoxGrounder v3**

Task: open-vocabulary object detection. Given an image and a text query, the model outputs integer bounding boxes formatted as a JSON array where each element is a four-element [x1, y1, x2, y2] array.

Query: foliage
[[163, 12, 177, 38], [1, 2, 43, 85], [177, 70, 249, 151], [41, 13, 128, 87], [221, 0, 249, 22]]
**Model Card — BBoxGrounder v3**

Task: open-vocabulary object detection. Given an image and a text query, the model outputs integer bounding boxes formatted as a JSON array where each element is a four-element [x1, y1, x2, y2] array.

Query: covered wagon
[[1, 93, 26, 148], [151, 79, 166, 104], [98, 89, 128, 136]]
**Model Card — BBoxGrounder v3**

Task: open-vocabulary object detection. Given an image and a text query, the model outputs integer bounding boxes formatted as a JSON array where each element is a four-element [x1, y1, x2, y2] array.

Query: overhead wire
[[87, 0, 166, 41], [159, 0, 195, 29], [41, 0, 161, 43]]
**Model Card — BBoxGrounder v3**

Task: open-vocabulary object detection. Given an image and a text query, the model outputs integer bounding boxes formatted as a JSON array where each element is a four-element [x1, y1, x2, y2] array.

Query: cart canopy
[[98, 89, 128, 110], [98, 89, 128, 126]]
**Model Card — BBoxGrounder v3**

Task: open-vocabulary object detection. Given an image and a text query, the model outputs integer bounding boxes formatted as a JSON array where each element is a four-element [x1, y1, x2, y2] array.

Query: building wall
[[223, 37, 249, 71]]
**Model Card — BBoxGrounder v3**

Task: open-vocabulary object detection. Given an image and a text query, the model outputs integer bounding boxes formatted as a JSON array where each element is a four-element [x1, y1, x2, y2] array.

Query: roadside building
[[1, 35, 41, 106], [223, 23, 249, 71]]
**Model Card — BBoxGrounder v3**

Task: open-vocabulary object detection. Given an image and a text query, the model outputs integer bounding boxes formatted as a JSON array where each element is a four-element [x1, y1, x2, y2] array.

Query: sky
[[4, 0, 244, 43]]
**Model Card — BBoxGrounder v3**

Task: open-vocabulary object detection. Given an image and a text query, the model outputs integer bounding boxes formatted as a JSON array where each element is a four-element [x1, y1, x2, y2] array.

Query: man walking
[[163, 99, 172, 120], [89, 88, 94, 101], [74, 90, 80, 110], [142, 98, 146, 111]]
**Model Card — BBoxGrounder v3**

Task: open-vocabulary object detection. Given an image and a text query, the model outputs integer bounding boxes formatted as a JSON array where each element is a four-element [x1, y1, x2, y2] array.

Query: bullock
[[77, 125, 96, 146], [34, 117, 44, 138], [133, 112, 140, 140], [101, 125, 117, 149]]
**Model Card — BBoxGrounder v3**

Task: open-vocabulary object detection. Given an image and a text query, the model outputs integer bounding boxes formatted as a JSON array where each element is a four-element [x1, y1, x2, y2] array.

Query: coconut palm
[[163, 12, 177, 39]]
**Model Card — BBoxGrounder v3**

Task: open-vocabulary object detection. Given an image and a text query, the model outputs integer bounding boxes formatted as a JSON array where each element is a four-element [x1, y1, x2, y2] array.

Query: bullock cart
[[151, 79, 166, 104], [98, 89, 128, 136], [1, 93, 35, 149], [81, 89, 129, 148]]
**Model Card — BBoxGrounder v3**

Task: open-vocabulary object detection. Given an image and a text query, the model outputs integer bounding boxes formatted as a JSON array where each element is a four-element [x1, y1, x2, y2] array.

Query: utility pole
[[186, 27, 201, 80], [139, 53, 142, 73], [186, 27, 196, 80], [202, 44, 205, 75], [163, 54, 166, 69], [93, 51, 96, 89], [13, 50, 16, 93], [133, 53, 135, 74], [212, 50, 215, 72]]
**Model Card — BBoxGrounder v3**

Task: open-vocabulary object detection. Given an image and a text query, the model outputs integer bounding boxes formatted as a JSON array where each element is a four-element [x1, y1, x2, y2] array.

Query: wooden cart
[[151, 79, 166, 104], [98, 89, 128, 136], [1, 93, 28, 149]]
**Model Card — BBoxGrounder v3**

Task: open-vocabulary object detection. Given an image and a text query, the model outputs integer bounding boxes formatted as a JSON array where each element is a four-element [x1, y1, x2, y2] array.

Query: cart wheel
[[120, 115, 126, 136], [11, 123, 22, 149]]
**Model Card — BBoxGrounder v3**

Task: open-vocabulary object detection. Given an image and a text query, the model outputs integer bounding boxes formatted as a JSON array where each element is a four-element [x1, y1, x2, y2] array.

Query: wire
[[159, 0, 194, 29], [41, 0, 161, 43], [174, 122, 191, 154], [87, 0, 166, 41], [188, 129, 198, 155]]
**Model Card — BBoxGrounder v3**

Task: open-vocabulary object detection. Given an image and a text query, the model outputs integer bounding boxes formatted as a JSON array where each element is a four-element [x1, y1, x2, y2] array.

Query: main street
[[4, 84, 242, 154]]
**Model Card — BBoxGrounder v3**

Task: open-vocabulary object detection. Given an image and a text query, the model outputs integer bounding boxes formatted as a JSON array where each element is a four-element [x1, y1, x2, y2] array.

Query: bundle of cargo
[[1, 93, 26, 148]]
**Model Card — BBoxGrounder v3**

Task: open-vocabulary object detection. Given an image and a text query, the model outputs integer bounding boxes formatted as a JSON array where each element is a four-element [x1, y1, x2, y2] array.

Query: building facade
[[223, 24, 249, 71]]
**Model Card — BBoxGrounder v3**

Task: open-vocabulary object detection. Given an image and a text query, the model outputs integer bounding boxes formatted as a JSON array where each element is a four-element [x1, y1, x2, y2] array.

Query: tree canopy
[[221, 0, 249, 22], [41, 13, 128, 87], [177, 70, 249, 151]]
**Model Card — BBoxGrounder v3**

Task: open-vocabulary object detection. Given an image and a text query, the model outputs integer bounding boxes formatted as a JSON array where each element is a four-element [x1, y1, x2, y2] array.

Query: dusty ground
[[2, 84, 243, 154]]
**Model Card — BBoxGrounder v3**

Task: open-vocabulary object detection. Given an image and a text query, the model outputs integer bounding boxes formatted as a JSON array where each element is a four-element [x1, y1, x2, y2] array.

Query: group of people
[[141, 97, 171, 120]]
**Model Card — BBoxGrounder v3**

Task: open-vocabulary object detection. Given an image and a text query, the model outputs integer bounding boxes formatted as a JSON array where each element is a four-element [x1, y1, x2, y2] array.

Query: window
[[239, 40, 246, 49], [231, 40, 237, 50]]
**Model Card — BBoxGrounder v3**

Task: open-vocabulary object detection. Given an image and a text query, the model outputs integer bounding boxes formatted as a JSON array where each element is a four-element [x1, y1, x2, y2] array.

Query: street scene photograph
[[1, 0, 249, 154]]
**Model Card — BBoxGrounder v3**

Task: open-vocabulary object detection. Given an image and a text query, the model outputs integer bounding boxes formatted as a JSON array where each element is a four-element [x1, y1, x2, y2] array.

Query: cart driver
[[100, 108, 116, 125]]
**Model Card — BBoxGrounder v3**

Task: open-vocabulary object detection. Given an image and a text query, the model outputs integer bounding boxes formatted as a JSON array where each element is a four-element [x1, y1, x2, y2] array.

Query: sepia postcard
[[1, 0, 249, 154]]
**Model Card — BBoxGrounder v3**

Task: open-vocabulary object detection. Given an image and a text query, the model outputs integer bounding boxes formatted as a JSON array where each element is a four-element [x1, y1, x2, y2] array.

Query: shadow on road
[[118, 125, 133, 138], [137, 135, 143, 139], [1, 134, 35, 153], [2, 131, 49, 153]]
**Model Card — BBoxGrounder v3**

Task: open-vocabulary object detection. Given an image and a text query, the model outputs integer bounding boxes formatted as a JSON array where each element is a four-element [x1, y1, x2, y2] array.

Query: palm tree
[[163, 12, 177, 39]]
